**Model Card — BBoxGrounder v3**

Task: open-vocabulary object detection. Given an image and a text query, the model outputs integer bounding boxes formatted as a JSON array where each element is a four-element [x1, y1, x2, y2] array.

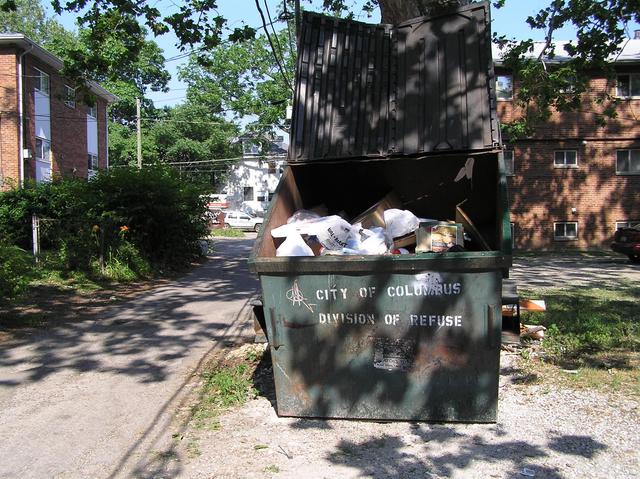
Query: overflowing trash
[[273, 193, 476, 257]]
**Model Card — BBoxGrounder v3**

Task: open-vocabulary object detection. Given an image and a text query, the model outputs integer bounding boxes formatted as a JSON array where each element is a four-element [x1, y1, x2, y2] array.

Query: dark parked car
[[611, 227, 640, 263]]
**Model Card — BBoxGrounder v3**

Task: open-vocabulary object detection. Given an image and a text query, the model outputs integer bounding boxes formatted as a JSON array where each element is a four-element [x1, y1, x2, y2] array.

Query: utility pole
[[136, 97, 142, 168]]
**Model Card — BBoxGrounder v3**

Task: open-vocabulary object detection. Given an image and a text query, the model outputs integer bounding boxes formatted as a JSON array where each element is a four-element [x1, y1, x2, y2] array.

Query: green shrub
[[99, 241, 151, 281], [0, 166, 209, 276], [0, 243, 33, 302], [88, 166, 209, 270]]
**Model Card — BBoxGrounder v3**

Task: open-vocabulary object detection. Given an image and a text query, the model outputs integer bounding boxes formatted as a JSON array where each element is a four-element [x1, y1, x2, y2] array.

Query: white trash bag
[[383, 209, 420, 238], [309, 215, 355, 250], [275, 232, 314, 257], [272, 215, 355, 251]]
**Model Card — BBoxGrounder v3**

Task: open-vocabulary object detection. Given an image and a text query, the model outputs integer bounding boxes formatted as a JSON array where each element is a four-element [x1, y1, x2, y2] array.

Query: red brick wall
[[497, 68, 640, 250], [23, 54, 109, 181], [0, 47, 20, 190]]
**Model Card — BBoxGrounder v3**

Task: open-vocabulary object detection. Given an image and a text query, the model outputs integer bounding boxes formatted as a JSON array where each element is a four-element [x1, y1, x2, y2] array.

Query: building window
[[496, 75, 513, 100], [616, 220, 640, 230], [616, 150, 640, 175], [242, 141, 260, 157], [616, 74, 640, 98], [87, 104, 97, 118], [34, 68, 49, 95], [554, 150, 578, 168], [504, 150, 514, 176], [35, 137, 51, 162], [267, 160, 276, 174], [87, 153, 98, 172], [243, 186, 254, 201], [554, 222, 578, 240], [64, 85, 75, 108]]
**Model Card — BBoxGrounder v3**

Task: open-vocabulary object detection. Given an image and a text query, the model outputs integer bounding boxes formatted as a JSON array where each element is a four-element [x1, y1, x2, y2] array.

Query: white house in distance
[[223, 136, 288, 216]]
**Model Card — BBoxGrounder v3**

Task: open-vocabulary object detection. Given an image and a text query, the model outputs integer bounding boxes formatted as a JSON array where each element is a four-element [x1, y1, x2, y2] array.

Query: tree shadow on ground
[[0, 238, 259, 387], [323, 427, 607, 479]]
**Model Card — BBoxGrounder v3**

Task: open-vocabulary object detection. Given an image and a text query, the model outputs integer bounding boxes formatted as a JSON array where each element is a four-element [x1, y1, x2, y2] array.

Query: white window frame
[[616, 149, 640, 175], [35, 137, 51, 162], [615, 220, 640, 230], [34, 68, 50, 95], [87, 104, 97, 118], [554, 150, 578, 169], [87, 153, 98, 173], [496, 75, 513, 101], [554, 222, 578, 241], [64, 85, 75, 108], [504, 150, 514, 176], [616, 73, 640, 98]]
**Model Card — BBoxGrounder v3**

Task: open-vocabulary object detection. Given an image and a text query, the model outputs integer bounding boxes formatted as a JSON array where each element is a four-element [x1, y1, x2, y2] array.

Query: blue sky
[[50, 0, 640, 107]]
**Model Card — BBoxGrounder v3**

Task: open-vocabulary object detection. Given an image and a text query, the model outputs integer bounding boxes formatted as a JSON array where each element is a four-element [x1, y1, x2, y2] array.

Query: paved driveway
[[510, 253, 639, 290], [0, 238, 259, 479]]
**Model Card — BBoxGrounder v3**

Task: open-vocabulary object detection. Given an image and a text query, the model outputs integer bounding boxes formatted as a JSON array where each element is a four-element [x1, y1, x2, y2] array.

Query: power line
[[166, 154, 285, 165], [254, 0, 293, 92]]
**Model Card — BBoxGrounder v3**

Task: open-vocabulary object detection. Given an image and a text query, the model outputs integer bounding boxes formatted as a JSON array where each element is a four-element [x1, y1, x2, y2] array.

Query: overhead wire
[[254, 0, 294, 92], [264, 0, 288, 70]]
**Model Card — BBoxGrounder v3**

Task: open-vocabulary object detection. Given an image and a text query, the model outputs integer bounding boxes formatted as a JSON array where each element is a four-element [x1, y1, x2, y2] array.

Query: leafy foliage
[[0, 243, 33, 302], [108, 102, 241, 188], [179, 29, 295, 136], [0, 167, 210, 276], [0, 0, 170, 124]]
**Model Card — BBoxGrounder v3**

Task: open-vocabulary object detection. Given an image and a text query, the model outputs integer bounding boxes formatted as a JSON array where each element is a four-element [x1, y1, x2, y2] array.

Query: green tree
[[4, 0, 638, 136], [0, 0, 170, 124], [0, 0, 78, 53], [108, 102, 241, 189], [179, 29, 294, 136]]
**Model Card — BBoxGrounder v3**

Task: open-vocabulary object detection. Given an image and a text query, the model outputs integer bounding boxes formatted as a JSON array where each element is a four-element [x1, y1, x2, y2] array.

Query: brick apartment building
[[494, 39, 640, 251], [0, 34, 117, 190]]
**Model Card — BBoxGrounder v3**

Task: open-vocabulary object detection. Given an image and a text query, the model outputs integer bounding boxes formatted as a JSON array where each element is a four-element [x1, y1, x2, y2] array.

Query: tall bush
[[90, 166, 209, 269], [0, 166, 209, 275], [0, 243, 33, 302]]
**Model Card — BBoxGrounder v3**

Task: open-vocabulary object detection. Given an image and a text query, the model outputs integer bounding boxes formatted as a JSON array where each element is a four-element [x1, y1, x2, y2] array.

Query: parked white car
[[223, 210, 263, 232]]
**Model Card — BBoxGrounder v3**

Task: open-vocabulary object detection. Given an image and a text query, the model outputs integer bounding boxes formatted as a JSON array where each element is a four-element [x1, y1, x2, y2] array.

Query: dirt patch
[[0, 258, 209, 342], [173, 344, 639, 479]]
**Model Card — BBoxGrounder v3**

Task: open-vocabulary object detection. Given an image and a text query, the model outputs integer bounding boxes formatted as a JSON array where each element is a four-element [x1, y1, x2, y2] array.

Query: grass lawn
[[519, 282, 640, 396], [209, 228, 245, 238]]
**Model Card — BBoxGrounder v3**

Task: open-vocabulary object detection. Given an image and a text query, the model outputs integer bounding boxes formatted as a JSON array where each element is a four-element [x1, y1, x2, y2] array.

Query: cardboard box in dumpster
[[416, 222, 463, 253]]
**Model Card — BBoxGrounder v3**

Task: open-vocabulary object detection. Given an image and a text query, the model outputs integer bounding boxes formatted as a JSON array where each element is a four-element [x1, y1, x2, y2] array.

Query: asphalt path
[[0, 237, 259, 479], [1, 237, 636, 478]]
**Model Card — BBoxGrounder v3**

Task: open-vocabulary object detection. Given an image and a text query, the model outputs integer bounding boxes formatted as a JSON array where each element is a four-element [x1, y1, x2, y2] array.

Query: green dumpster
[[248, 3, 510, 422], [249, 152, 511, 422]]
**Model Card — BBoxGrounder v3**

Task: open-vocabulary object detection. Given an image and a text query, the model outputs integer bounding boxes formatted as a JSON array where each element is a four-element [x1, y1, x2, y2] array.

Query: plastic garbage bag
[[287, 210, 321, 224], [383, 209, 420, 239], [276, 232, 314, 257], [358, 226, 390, 254], [272, 215, 355, 251], [311, 216, 355, 250]]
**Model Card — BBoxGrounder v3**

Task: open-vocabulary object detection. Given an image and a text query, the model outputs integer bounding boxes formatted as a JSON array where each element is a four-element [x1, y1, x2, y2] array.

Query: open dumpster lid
[[289, 1, 500, 164]]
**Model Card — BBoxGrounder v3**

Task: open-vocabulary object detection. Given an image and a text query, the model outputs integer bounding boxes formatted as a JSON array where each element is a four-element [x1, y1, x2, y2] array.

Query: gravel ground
[[179, 353, 639, 479], [173, 252, 640, 479]]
